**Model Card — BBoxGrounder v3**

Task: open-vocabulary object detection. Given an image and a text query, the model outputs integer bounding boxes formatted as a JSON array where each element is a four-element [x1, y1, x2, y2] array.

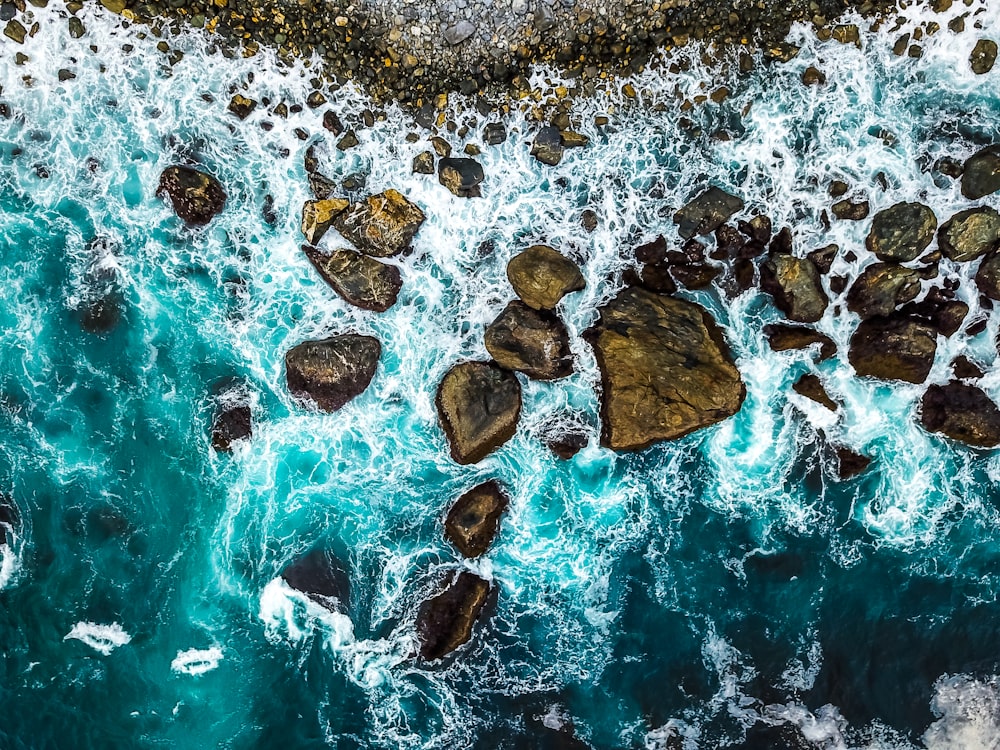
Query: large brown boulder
[[444, 480, 509, 557], [416, 571, 492, 661], [285, 335, 381, 412], [331, 189, 425, 257], [866, 202, 937, 262], [920, 382, 1000, 447], [848, 315, 937, 384], [763, 323, 836, 360], [845, 263, 922, 320], [506, 245, 585, 310], [962, 145, 1000, 200], [282, 548, 350, 613], [157, 166, 226, 225], [484, 301, 573, 380], [584, 286, 745, 451], [436, 361, 522, 464], [303, 246, 402, 312], [301, 198, 350, 245], [673, 187, 745, 239], [937, 207, 1000, 262], [760, 254, 828, 323]]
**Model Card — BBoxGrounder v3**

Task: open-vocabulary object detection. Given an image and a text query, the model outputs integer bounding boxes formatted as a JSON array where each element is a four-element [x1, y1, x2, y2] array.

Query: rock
[[866, 202, 937, 262], [560, 131, 589, 148], [584, 287, 745, 450], [807, 244, 839, 274], [937, 207, 1000, 262], [961, 145, 1000, 200], [899, 290, 970, 337], [285, 335, 381, 412], [546, 429, 588, 459], [309, 172, 337, 200], [506, 245, 585, 310], [157, 166, 227, 225], [438, 157, 484, 198], [848, 315, 937, 384], [337, 131, 359, 151], [670, 261, 721, 290], [331, 189, 425, 258], [801, 66, 826, 85], [976, 250, 1000, 300], [920, 382, 1000, 447], [227, 94, 257, 119], [483, 122, 507, 145], [282, 548, 350, 612], [444, 480, 509, 557], [416, 571, 492, 661], [301, 198, 349, 245], [303, 246, 402, 312], [674, 187, 745, 239], [635, 235, 667, 264], [639, 262, 677, 294], [322, 110, 344, 135], [212, 403, 251, 452], [581, 209, 598, 233], [430, 136, 452, 157], [835, 447, 872, 479], [531, 126, 564, 166], [763, 324, 836, 360], [792, 373, 837, 411], [832, 199, 869, 220], [413, 150, 435, 174], [443, 20, 476, 45], [845, 263, 922, 319], [484, 301, 573, 380], [761, 254, 829, 323], [971, 38, 998, 74], [436, 361, 522, 464], [952, 355, 984, 380], [68, 17, 86, 37]]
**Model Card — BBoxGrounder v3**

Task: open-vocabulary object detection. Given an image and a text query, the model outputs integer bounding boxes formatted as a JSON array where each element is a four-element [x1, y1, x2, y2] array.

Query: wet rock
[[444, 480, 509, 557], [546, 429, 588, 459], [322, 110, 344, 135], [337, 131, 359, 151], [285, 335, 381, 412], [157, 166, 227, 225], [309, 172, 337, 200], [673, 187, 745, 239], [769, 226, 794, 256], [952, 355, 985, 380], [961, 145, 1000, 200], [416, 570, 492, 661], [832, 199, 869, 220], [301, 198, 349, 245], [763, 324, 836, 360], [227, 94, 257, 119], [866, 202, 937, 262], [331, 189, 425, 258], [845, 263, 922, 320], [920, 382, 1000, 447], [413, 150, 434, 174], [848, 315, 937, 384], [282, 548, 350, 613], [584, 286, 745, 450], [807, 244, 839, 274], [835, 446, 872, 479], [639, 262, 677, 294], [801, 66, 826, 85], [507, 245, 585, 310], [430, 137, 452, 157], [438, 157, 484, 198], [971, 38, 998, 74], [976, 250, 1000, 300], [3, 19, 25, 43], [211, 384, 252, 453], [560, 131, 589, 148], [581, 209, 598, 233], [761, 254, 828, 323], [303, 246, 402, 312], [792, 373, 837, 411], [635, 235, 667, 264], [436, 361, 522, 465], [531, 126, 564, 166], [937, 206, 1000, 262], [483, 122, 507, 145], [484, 301, 573, 380], [899, 291, 969, 337]]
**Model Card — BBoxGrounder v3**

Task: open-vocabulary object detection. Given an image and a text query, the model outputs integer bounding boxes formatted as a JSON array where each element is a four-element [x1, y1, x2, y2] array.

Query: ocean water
[[1, 2, 1000, 748]]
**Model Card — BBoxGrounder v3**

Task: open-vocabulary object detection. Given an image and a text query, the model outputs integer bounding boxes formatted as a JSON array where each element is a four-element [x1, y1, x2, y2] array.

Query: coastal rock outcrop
[[760, 254, 828, 323], [444, 480, 509, 558], [436, 361, 522, 464], [673, 187, 745, 239], [920, 382, 1000, 447], [303, 246, 402, 312], [331, 189, 425, 257], [484, 301, 573, 380], [438, 157, 484, 197], [282, 547, 350, 613], [157, 166, 227, 225], [584, 286, 745, 450], [971, 38, 998, 74], [937, 207, 1000, 262], [845, 263, 922, 320], [866, 202, 937, 262], [285, 335, 381, 412], [416, 570, 492, 661], [848, 315, 937, 384], [961, 145, 1000, 200], [301, 198, 350, 245], [506, 245, 585, 310]]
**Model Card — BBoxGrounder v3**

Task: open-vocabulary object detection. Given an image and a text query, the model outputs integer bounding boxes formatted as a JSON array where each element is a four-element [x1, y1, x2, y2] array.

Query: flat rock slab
[[866, 202, 937, 262], [673, 187, 745, 239], [848, 315, 937, 384], [962, 145, 1000, 200], [845, 263, 922, 320], [506, 245, 585, 310], [438, 157, 484, 198], [920, 381, 1000, 447], [938, 206, 1000, 262], [584, 286, 746, 451], [444, 480, 509, 557], [417, 570, 492, 661], [301, 198, 350, 245], [331, 189, 425, 257], [285, 335, 381, 412], [303, 246, 402, 312], [157, 166, 226, 225], [761, 254, 828, 323], [436, 361, 522, 464], [282, 548, 350, 613], [484, 301, 573, 380]]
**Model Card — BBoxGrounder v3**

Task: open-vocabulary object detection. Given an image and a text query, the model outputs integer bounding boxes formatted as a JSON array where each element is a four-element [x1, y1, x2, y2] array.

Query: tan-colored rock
[[331, 189, 425, 257], [444, 480, 509, 558], [301, 198, 349, 245], [506, 245, 585, 310], [436, 361, 522, 464]]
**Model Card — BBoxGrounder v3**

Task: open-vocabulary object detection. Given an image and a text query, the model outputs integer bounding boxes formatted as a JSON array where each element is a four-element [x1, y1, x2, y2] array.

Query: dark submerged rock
[[484, 301, 573, 380], [285, 335, 381, 412], [301, 198, 349, 245], [506, 245, 585, 310], [952, 355, 985, 380], [416, 570, 492, 661], [444, 480, 509, 558], [212, 403, 251, 452], [438, 157, 484, 198], [282, 548, 350, 613], [760, 254, 828, 323], [866, 202, 937, 262], [331, 189, 425, 258], [807, 244, 839, 274], [848, 315, 937, 384], [530, 126, 564, 166], [937, 206, 1000, 262], [845, 263, 922, 320], [920, 382, 1000, 447], [792, 373, 837, 411], [436, 361, 522, 465], [157, 166, 227, 225], [763, 324, 836, 360], [303, 246, 402, 312], [961, 145, 1000, 200], [546, 430, 588, 459], [673, 187, 745, 239], [584, 286, 745, 451]]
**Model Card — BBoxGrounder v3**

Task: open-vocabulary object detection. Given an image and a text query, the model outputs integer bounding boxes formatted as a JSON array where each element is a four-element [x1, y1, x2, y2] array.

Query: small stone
[[323, 110, 344, 135], [848, 315, 937, 384], [306, 91, 327, 108], [483, 122, 507, 145], [763, 323, 836, 360], [302, 246, 403, 312], [413, 150, 434, 174], [938, 207, 1000, 262], [332, 189, 425, 258], [835, 447, 872, 479], [801, 66, 826, 85], [438, 157, 484, 198], [100, 0, 126, 11], [212, 403, 251, 452], [970, 38, 997, 74], [416, 571, 492, 661], [443, 20, 475, 45], [920, 382, 1000, 447], [227, 94, 257, 120], [832, 199, 869, 220], [846, 263, 922, 320], [157, 166, 227, 226], [68, 17, 85, 38], [337, 130, 359, 151], [484, 301, 574, 380], [531, 126, 564, 166], [761, 255, 828, 323], [581, 209, 598, 233], [430, 136, 452, 157], [560, 131, 589, 148]]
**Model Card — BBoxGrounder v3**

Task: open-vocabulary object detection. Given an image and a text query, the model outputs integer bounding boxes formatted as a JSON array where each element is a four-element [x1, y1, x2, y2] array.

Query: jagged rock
[[484, 301, 573, 380], [848, 315, 937, 384], [807, 244, 839, 274], [227, 94, 256, 119], [769, 226, 793, 255], [303, 246, 402, 312], [674, 187, 745, 239], [938, 206, 1000, 262], [331, 189, 425, 258], [301, 198, 349, 245], [835, 446, 872, 479], [546, 430, 588, 459], [920, 382, 1000, 447], [438, 157, 484, 198], [507, 245, 585, 310], [761, 254, 829, 323], [899, 290, 969, 337], [670, 260, 721, 290], [952, 355, 985, 380], [639, 262, 678, 294], [634, 235, 667, 264], [430, 136, 452, 157], [961, 145, 1000, 200], [531, 126, 564, 166], [212, 403, 251, 452], [483, 122, 507, 145], [845, 263, 922, 319], [436, 361, 522, 464], [444, 480, 509, 557], [866, 202, 937, 262], [309, 172, 337, 200], [282, 548, 350, 613], [793, 373, 837, 410], [285, 335, 381, 412], [832, 199, 869, 220], [763, 324, 836, 360], [416, 570, 492, 661], [442, 20, 475, 45], [976, 250, 1000, 300], [971, 38, 998, 74], [157, 166, 227, 225], [560, 131, 589, 148], [337, 131, 359, 150], [584, 287, 745, 450], [413, 150, 435, 174], [323, 110, 344, 135], [739, 214, 772, 245]]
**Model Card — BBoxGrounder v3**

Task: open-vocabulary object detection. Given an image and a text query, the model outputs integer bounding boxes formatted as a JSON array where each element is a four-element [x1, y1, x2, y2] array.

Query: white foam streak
[[171, 647, 224, 676], [64, 621, 132, 655]]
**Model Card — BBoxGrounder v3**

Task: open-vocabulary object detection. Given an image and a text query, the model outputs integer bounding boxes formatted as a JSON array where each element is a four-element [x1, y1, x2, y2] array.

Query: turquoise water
[[2, 2, 1000, 748]]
